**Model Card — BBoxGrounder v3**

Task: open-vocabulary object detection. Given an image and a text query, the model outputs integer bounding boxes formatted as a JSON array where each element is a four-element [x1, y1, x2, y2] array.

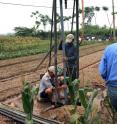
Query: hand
[[58, 76, 64, 81], [63, 57, 68, 62], [61, 84, 67, 89], [45, 88, 53, 93]]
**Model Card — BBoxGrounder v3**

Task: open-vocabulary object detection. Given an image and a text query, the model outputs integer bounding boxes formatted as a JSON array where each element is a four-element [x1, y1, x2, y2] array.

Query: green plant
[[22, 81, 39, 124], [65, 78, 80, 104], [80, 89, 98, 124], [104, 95, 116, 124], [0, 36, 50, 59], [79, 89, 88, 109], [70, 113, 79, 124], [68, 81, 98, 124], [57, 66, 63, 76]]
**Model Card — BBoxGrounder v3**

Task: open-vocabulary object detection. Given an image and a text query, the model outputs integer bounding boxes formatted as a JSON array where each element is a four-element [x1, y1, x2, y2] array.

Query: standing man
[[59, 34, 77, 80], [99, 43, 117, 111]]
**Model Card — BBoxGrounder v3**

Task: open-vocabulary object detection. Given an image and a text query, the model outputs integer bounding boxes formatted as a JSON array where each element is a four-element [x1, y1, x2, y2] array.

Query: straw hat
[[66, 34, 74, 43], [48, 66, 55, 74]]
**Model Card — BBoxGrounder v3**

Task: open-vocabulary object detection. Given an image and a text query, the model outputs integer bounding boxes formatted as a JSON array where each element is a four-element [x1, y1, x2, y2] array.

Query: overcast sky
[[0, 0, 116, 34]]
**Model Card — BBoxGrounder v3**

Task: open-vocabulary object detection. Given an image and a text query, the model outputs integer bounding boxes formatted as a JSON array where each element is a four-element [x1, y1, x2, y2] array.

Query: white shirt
[[39, 72, 53, 94]]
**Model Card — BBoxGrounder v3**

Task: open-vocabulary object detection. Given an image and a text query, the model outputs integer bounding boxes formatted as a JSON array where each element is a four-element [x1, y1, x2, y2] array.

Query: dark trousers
[[66, 66, 77, 81], [108, 86, 117, 112], [40, 90, 49, 99]]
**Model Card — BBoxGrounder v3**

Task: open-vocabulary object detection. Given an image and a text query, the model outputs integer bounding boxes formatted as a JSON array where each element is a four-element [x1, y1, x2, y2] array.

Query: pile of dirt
[[3, 88, 117, 124], [40, 105, 84, 123]]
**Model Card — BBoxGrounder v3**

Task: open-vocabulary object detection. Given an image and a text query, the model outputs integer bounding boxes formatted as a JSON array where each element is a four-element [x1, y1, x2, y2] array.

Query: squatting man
[[38, 66, 67, 105]]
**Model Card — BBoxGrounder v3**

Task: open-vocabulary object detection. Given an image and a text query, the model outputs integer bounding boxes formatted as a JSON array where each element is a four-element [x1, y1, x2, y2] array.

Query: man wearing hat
[[38, 66, 55, 101], [38, 66, 67, 103], [59, 34, 77, 80]]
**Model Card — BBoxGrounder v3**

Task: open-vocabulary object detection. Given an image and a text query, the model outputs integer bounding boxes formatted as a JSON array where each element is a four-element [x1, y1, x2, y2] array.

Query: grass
[[0, 36, 112, 60], [80, 40, 112, 46]]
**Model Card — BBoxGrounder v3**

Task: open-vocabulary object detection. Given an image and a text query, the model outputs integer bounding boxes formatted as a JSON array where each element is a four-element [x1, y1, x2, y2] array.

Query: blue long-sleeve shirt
[[99, 43, 117, 87]]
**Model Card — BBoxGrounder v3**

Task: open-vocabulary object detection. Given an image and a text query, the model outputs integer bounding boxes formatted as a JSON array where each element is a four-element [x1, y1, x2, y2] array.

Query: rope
[[32, 45, 55, 72]]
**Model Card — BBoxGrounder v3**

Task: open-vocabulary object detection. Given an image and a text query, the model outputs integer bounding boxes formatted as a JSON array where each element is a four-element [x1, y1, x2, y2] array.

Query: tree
[[14, 27, 35, 36], [94, 6, 100, 25], [84, 6, 95, 25], [102, 6, 111, 27], [63, 16, 72, 31], [40, 14, 49, 31], [31, 11, 41, 32], [79, 9, 82, 14]]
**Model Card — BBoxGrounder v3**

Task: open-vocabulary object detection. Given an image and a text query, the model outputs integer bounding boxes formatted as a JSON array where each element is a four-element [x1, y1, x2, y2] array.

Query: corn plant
[[68, 79, 98, 124], [103, 95, 116, 124], [79, 89, 98, 124], [57, 66, 63, 76], [65, 78, 80, 124], [65, 77, 80, 104], [22, 81, 39, 124]]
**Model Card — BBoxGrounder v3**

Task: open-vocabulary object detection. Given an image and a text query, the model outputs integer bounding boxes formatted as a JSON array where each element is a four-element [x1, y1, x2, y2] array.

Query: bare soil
[[2, 88, 117, 124], [0, 44, 106, 101], [0, 43, 113, 123]]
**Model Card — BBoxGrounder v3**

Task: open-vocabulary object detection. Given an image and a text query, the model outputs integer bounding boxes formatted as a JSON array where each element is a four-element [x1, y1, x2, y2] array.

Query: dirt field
[[0, 43, 117, 124], [0, 43, 106, 101], [0, 45, 105, 100]]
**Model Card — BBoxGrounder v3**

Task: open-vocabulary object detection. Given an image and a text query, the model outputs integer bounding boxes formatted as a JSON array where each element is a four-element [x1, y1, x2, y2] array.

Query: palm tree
[[95, 6, 100, 11], [63, 16, 71, 31], [94, 6, 100, 25], [84, 6, 95, 25], [40, 14, 49, 31], [102, 6, 111, 27], [30, 11, 41, 32], [56, 13, 61, 31]]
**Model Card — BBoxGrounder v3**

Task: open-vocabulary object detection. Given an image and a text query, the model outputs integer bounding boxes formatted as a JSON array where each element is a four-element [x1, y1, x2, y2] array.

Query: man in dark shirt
[[59, 34, 77, 80]]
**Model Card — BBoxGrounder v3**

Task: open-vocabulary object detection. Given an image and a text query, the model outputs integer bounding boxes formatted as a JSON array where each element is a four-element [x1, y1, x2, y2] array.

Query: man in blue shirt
[[99, 43, 117, 111]]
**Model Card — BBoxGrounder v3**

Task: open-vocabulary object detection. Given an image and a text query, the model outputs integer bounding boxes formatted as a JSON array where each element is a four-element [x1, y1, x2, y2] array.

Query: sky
[[0, 0, 116, 34]]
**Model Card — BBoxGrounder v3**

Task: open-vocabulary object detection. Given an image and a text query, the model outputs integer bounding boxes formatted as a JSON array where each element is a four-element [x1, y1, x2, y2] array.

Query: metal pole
[[53, 0, 60, 104], [48, 1, 54, 66], [112, 0, 116, 41], [53, 0, 57, 83], [81, 0, 84, 40], [59, 0, 68, 103], [71, 0, 76, 32], [76, 0, 79, 78]]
